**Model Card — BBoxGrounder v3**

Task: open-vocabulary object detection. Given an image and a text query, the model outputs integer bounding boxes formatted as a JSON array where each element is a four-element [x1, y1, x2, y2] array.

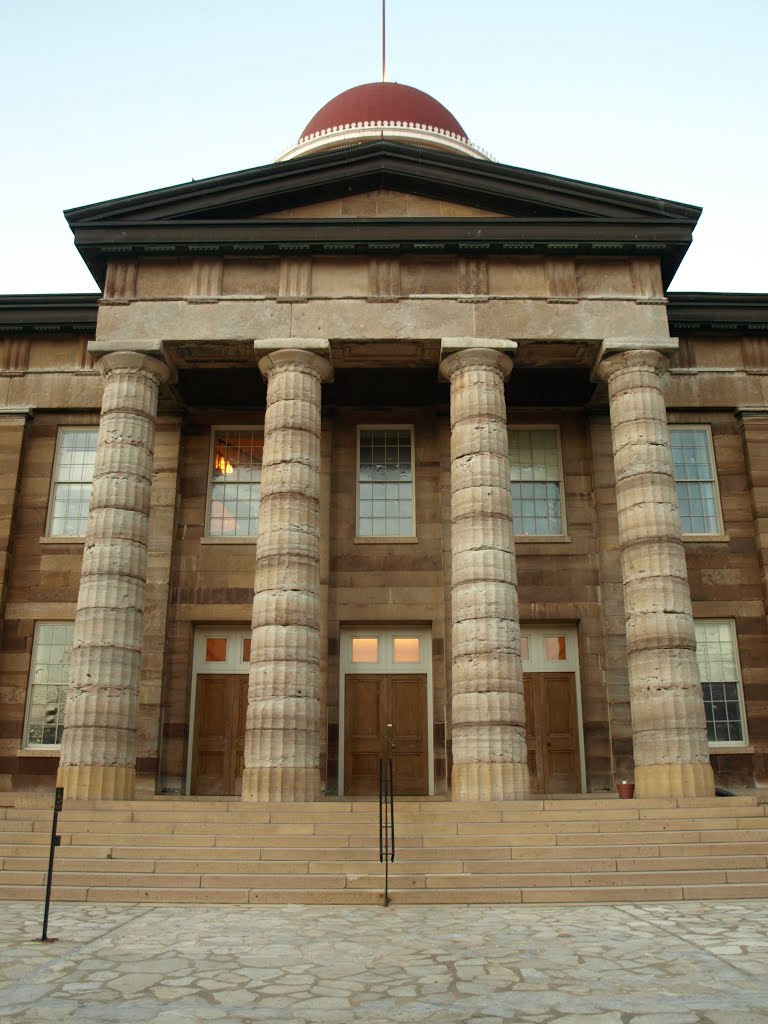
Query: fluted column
[[595, 341, 714, 798], [58, 350, 170, 800], [243, 346, 332, 801], [439, 342, 529, 801]]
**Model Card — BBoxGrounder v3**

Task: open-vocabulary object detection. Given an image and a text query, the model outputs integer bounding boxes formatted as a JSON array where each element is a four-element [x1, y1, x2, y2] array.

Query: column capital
[[0, 407, 33, 422], [96, 350, 172, 385], [441, 336, 517, 357], [254, 337, 331, 358], [257, 347, 333, 383], [736, 407, 768, 425], [592, 338, 679, 382], [439, 347, 515, 383]]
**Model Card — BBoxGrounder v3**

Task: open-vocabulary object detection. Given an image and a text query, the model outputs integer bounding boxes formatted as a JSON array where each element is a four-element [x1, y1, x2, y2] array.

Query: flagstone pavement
[[1, 900, 767, 1023]]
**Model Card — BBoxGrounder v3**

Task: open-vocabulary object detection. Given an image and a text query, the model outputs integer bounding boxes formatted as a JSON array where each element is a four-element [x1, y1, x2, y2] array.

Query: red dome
[[300, 82, 468, 142]]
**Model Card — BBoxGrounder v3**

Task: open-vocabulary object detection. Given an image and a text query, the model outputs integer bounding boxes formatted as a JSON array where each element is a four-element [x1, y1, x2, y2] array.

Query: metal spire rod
[[382, 0, 387, 81]]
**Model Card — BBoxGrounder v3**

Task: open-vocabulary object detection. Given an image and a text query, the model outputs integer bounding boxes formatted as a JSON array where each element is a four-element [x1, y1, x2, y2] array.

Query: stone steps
[[2, 795, 767, 905]]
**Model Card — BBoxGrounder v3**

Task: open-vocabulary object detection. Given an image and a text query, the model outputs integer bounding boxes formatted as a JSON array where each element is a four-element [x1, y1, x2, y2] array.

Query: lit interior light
[[215, 450, 235, 475]]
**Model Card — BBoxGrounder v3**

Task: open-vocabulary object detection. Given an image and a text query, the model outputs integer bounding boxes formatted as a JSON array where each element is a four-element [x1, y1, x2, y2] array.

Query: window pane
[[520, 636, 530, 661], [205, 638, 227, 662], [352, 638, 378, 663], [695, 622, 744, 743], [209, 431, 263, 536], [545, 636, 567, 661], [25, 623, 74, 747], [509, 429, 563, 535], [358, 429, 413, 537], [670, 428, 719, 534], [242, 638, 251, 662], [393, 638, 419, 663], [49, 429, 98, 536]]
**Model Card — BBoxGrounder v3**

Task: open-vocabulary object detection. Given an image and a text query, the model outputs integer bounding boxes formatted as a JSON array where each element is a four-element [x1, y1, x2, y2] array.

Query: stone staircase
[[1, 795, 767, 905]]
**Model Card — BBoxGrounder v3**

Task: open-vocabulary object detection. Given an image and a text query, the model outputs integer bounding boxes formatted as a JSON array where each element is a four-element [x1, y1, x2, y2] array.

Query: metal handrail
[[40, 786, 63, 942], [378, 757, 395, 906]]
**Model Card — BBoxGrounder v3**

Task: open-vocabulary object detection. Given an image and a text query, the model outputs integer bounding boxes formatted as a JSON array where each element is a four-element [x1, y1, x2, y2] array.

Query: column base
[[56, 764, 136, 801], [635, 762, 715, 798], [452, 762, 530, 801], [241, 767, 321, 802]]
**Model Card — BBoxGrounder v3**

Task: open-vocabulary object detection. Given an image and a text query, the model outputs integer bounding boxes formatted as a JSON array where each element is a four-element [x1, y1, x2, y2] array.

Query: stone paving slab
[[1, 899, 767, 1023]]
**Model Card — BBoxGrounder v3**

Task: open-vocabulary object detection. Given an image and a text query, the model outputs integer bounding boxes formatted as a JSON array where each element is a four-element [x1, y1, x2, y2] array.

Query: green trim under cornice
[[70, 219, 696, 289]]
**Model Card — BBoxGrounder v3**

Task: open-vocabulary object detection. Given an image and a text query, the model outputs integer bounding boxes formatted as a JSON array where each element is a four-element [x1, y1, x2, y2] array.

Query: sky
[[1, 0, 766, 295]]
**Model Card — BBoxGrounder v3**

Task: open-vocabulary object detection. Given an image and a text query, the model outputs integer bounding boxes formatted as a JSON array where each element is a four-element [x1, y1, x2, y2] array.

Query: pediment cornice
[[64, 142, 702, 287]]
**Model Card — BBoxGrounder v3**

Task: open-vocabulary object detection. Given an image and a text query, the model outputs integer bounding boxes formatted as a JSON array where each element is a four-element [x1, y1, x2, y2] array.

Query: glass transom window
[[508, 428, 564, 536], [48, 429, 98, 536], [24, 623, 74, 747], [208, 430, 263, 537], [694, 621, 746, 744], [670, 428, 721, 535], [352, 637, 379, 663], [357, 428, 414, 537], [393, 637, 420, 663]]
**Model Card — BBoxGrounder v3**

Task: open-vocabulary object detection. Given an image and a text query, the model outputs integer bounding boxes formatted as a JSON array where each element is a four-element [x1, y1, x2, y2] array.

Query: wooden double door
[[189, 670, 579, 797], [524, 671, 581, 793], [191, 673, 248, 796], [344, 673, 429, 796]]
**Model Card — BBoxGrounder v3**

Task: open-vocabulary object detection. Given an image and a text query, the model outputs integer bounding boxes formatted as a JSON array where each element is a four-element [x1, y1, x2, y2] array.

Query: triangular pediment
[[65, 141, 701, 286], [67, 141, 700, 225], [258, 189, 508, 220]]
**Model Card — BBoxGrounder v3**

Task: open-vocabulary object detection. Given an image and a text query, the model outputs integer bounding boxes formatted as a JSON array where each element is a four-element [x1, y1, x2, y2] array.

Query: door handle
[[386, 722, 396, 751]]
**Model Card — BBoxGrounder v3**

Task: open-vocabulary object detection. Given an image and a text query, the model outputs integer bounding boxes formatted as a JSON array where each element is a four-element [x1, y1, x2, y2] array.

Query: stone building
[[1, 82, 767, 803]]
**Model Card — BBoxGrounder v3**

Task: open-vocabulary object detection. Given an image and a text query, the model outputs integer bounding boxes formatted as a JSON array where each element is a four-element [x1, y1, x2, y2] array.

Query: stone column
[[136, 416, 182, 797], [594, 340, 714, 798], [439, 340, 529, 801], [243, 343, 332, 802], [58, 350, 170, 800]]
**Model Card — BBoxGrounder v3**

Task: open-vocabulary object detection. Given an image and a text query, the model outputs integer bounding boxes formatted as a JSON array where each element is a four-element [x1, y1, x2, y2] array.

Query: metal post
[[378, 757, 395, 906], [40, 786, 63, 942], [388, 758, 395, 862]]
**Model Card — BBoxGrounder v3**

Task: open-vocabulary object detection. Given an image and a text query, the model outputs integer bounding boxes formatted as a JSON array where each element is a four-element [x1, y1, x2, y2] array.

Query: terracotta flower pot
[[617, 782, 635, 799]]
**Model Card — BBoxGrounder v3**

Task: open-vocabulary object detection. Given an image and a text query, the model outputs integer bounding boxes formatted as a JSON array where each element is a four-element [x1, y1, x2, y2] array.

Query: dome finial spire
[[381, 0, 387, 82]]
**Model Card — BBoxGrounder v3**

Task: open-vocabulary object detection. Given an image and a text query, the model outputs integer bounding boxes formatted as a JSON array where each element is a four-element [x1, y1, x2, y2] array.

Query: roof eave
[[0, 293, 100, 333], [667, 291, 768, 332]]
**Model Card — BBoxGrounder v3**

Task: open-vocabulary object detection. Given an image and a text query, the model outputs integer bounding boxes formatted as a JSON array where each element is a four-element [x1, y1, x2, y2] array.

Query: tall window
[[694, 620, 746, 744], [508, 427, 564, 536], [670, 427, 721, 535], [357, 427, 414, 537], [24, 623, 74, 747], [207, 430, 263, 537], [48, 428, 98, 536]]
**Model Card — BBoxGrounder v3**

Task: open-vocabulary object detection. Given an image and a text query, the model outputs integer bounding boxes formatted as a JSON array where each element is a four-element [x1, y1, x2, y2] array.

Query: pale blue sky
[[1, 0, 765, 294]]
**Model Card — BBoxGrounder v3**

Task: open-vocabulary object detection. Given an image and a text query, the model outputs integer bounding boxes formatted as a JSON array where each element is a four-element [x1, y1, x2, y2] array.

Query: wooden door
[[389, 674, 429, 796], [192, 673, 248, 796], [344, 673, 428, 796], [524, 672, 581, 794]]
